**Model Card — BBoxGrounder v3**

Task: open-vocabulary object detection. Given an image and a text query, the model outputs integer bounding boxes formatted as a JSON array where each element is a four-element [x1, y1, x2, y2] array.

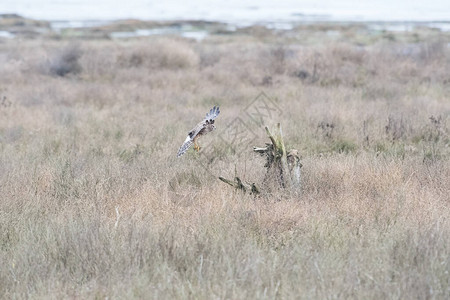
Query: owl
[[177, 106, 220, 157]]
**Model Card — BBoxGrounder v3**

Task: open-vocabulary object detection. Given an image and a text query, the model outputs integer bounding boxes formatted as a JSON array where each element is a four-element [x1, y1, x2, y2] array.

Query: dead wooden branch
[[218, 176, 260, 194]]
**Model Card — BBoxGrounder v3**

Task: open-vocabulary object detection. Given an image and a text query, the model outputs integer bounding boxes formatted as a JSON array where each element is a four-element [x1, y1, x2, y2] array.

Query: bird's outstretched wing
[[177, 106, 220, 157], [177, 135, 195, 157], [204, 106, 220, 123]]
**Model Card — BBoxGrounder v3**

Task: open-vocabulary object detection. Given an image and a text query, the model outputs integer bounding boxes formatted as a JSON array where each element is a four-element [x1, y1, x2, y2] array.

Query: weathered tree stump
[[220, 123, 301, 195]]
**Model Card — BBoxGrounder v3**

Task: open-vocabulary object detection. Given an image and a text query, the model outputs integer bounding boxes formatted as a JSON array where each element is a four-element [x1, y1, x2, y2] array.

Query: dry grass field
[[0, 21, 449, 298]]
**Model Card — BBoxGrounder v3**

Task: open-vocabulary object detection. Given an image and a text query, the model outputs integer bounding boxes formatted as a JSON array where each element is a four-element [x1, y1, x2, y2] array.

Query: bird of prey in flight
[[177, 106, 220, 157]]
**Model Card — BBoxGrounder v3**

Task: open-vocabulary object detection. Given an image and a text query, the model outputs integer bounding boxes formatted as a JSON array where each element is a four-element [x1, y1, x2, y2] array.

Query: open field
[[0, 20, 449, 298]]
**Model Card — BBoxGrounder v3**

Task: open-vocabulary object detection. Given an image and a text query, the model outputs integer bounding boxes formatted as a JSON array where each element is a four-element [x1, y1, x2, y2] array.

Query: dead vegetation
[[0, 25, 449, 299], [45, 43, 83, 77]]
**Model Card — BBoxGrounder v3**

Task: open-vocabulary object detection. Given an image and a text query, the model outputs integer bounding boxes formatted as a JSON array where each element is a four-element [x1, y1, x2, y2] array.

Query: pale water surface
[[1, 0, 450, 24]]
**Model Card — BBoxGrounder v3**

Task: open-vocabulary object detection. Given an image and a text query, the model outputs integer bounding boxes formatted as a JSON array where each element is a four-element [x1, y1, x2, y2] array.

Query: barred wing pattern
[[177, 135, 195, 157], [204, 105, 220, 122], [177, 106, 220, 157]]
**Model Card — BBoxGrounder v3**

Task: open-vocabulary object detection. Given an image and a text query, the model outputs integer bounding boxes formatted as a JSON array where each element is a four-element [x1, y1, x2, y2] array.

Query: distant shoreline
[[1, 13, 449, 40], [2, 13, 450, 28]]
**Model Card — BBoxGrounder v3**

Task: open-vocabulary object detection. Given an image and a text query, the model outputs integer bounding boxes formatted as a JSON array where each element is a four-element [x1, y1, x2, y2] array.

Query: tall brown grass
[[0, 28, 449, 299]]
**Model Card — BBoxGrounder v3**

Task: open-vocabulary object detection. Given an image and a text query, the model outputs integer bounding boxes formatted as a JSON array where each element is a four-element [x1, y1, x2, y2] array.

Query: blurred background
[[1, 0, 450, 24]]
